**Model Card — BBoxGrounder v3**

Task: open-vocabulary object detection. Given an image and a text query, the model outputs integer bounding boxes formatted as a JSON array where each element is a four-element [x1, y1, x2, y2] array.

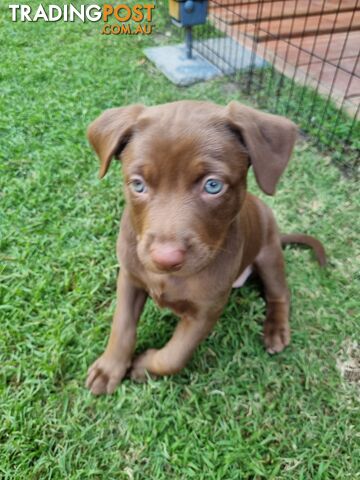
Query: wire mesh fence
[[177, 0, 360, 171]]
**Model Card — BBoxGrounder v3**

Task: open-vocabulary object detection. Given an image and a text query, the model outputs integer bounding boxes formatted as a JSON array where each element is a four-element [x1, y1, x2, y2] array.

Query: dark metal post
[[185, 26, 192, 59]]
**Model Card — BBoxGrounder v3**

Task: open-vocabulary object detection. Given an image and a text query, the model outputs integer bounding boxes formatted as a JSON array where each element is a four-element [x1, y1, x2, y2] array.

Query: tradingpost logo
[[9, 3, 155, 35]]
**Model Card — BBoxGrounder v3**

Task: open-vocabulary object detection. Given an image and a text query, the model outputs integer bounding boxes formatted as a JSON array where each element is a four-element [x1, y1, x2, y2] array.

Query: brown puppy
[[85, 100, 326, 395]]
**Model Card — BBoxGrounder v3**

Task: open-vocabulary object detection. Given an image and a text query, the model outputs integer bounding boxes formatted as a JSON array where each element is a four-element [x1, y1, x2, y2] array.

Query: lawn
[[1, 2, 359, 479]]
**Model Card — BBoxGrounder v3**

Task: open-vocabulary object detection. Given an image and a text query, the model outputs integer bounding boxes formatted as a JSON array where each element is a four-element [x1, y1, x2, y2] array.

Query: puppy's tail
[[281, 233, 327, 267]]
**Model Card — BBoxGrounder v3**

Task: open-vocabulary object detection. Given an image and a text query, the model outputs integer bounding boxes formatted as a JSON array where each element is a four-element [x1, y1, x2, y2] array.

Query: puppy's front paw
[[264, 323, 290, 354], [129, 349, 158, 382], [86, 353, 128, 395]]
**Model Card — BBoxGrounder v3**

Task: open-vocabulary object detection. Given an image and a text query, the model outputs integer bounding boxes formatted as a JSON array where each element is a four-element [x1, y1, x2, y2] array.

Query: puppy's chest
[[147, 277, 198, 317]]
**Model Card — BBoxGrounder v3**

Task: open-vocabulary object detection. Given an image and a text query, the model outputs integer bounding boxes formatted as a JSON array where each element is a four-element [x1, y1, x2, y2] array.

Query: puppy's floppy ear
[[87, 105, 144, 178], [226, 101, 297, 195]]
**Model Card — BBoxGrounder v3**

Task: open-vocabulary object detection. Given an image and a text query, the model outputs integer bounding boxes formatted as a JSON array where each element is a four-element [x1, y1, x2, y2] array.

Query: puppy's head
[[88, 101, 297, 275]]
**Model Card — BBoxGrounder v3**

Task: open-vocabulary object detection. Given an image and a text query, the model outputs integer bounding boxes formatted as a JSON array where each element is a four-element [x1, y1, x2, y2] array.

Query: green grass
[[1, 2, 359, 478]]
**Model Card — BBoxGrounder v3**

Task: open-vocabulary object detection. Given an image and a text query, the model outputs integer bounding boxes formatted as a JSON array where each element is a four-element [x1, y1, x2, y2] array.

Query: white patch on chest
[[232, 266, 253, 288]]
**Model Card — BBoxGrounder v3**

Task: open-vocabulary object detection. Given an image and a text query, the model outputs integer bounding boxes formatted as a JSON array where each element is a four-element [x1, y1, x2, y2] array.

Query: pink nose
[[150, 243, 186, 270]]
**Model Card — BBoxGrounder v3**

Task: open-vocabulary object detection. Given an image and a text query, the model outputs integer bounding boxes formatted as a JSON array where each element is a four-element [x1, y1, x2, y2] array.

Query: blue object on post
[[168, 0, 208, 58]]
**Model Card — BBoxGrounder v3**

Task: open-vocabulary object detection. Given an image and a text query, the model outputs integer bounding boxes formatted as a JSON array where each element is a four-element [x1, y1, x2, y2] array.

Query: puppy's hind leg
[[254, 239, 290, 354]]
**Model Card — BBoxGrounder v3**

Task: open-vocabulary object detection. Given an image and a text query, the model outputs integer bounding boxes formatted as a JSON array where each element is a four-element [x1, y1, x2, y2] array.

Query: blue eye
[[130, 178, 147, 194], [204, 178, 224, 195]]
